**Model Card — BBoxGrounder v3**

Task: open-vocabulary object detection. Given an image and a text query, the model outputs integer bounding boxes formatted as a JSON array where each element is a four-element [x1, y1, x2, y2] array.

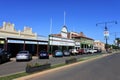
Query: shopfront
[[0, 22, 48, 57], [48, 35, 75, 54], [6, 37, 48, 57], [80, 38, 94, 49], [70, 32, 94, 49]]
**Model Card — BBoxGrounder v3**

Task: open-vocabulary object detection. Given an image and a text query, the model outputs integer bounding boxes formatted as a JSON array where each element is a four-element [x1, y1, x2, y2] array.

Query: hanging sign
[[104, 31, 109, 37]]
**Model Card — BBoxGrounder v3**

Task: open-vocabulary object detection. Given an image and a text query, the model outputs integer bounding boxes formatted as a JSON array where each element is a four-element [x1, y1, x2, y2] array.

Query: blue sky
[[0, 0, 120, 44]]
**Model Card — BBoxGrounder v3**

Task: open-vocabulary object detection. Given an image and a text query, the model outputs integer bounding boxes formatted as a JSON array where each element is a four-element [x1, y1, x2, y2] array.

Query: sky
[[0, 0, 120, 44]]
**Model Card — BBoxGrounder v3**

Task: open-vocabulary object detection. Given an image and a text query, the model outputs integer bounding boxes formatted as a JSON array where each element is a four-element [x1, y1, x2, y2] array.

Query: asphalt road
[[27, 53, 120, 80], [0, 53, 97, 77]]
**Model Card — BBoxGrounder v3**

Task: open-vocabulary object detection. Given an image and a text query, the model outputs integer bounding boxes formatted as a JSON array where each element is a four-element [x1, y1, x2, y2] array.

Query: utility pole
[[110, 32, 120, 45], [96, 21, 117, 52]]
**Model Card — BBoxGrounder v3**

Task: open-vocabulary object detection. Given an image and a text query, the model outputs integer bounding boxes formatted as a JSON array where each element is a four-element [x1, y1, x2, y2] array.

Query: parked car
[[87, 49, 96, 54], [83, 48, 88, 54], [77, 49, 84, 55], [94, 49, 102, 53], [69, 49, 78, 55], [0, 49, 11, 64], [63, 50, 70, 56], [39, 50, 49, 59], [53, 50, 63, 57], [16, 50, 32, 61]]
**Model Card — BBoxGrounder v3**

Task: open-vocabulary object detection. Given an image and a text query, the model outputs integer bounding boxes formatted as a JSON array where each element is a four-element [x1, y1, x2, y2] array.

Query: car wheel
[[7, 56, 10, 61], [8, 58, 10, 61], [16, 60, 19, 62], [31, 57, 32, 60], [29, 58, 31, 61]]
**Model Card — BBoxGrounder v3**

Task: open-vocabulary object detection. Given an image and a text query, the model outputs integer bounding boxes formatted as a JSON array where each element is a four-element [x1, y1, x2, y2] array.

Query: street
[[26, 53, 120, 80], [0, 53, 96, 77]]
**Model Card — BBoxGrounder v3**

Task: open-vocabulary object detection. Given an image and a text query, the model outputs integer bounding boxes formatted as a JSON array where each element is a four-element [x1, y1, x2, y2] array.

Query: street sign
[[104, 31, 109, 37]]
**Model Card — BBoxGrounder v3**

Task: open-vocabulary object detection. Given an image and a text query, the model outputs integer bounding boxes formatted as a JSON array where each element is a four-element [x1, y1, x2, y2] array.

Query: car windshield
[[40, 51, 47, 54], [56, 51, 62, 54], [65, 50, 69, 52], [19, 51, 28, 54], [64, 51, 68, 53]]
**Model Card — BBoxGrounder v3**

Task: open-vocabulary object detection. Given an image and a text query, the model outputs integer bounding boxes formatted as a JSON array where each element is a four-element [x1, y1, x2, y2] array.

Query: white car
[[87, 49, 96, 54], [69, 49, 78, 55], [16, 51, 32, 61]]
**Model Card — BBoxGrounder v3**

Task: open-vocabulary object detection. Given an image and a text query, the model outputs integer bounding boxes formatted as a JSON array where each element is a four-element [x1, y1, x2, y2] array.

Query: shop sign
[[50, 36, 74, 43], [81, 40, 93, 44], [49, 36, 75, 46], [25, 41, 37, 44], [50, 41, 75, 46], [39, 42, 48, 45], [8, 40, 24, 43]]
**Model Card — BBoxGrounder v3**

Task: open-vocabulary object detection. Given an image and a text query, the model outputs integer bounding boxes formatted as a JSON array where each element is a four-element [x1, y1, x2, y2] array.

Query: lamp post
[[96, 21, 117, 52]]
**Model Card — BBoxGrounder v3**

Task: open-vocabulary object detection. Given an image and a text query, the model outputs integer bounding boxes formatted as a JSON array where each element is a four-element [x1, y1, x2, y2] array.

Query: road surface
[[27, 53, 120, 80]]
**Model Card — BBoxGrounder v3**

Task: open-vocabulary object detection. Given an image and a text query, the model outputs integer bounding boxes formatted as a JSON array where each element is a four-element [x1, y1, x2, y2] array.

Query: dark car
[[39, 51, 49, 59], [0, 49, 11, 64], [53, 50, 63, 57]]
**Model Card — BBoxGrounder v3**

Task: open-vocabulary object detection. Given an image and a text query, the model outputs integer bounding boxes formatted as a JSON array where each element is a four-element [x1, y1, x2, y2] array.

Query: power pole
[[96, 21, 117, 52], [110, 32, 120, 45]]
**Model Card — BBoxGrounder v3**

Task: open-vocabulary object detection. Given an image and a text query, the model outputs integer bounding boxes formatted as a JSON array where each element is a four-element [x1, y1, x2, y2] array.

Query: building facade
[[48, 26, 75, 54], [0, 22, 97, 56], [0, 22, 48, 56], [69, 32, 94, 49], [49, 25, 94, 54], [94, 40, 105, 51]]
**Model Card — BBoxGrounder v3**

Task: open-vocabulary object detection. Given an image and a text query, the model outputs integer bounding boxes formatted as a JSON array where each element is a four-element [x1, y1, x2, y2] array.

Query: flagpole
[[64, 11, 66, 25], [50, 18, 52, 34]]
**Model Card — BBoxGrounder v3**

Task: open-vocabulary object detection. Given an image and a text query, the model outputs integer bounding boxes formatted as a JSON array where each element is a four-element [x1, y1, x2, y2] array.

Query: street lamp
[[96, 21, 117, 52]]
